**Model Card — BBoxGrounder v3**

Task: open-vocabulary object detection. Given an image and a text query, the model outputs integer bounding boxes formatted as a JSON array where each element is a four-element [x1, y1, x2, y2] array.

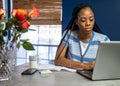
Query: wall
[[13, 0, 62, 25], [62, 0, 120, 40], [0, 0, 62, 25]]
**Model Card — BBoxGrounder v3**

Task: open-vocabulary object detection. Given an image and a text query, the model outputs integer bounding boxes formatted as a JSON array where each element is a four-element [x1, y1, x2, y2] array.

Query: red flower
[[12, 9, 27, 21], [11, 8, 17, 17], [21, 20, 30, 29], [0, 7, 40, 50], [28, 6, 40, 18], [0, 8, 6, 20]]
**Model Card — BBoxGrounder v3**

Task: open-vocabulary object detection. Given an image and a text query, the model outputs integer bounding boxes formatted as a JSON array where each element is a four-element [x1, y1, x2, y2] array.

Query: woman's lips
[[85, 27, 92, 31]]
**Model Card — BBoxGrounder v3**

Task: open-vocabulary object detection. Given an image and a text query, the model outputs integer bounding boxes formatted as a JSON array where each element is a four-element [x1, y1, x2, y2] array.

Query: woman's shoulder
[[93, 31, 107, 37], [71, 30, 79, 38], [93, 31, 110, 41]]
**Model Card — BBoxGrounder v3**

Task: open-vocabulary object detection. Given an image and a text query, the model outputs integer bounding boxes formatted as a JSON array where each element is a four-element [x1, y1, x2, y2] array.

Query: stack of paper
[[38, 64, 76, 72]]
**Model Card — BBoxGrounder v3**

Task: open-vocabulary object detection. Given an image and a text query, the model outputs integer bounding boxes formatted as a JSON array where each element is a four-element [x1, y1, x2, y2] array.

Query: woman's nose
[[85, 20, 90, 26]]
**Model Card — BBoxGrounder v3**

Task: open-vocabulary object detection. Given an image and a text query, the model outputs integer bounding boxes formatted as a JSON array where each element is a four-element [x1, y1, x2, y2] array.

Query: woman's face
[[76, 7, 95, 34]]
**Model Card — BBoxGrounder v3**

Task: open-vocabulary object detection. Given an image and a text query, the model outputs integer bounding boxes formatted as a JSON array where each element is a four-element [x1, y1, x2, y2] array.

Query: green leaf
[[0, 24, 4, 30], [22, 42, 35, 50], [20, 29, 28, 33], [2, 30, 8, 36], [20, 39, 29, 42], [5, 20, 13, 30], [16, 42, 20, 49]]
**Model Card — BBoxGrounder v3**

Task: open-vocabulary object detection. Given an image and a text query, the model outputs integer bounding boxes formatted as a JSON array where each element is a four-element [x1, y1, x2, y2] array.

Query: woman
[[54, 3, 110, 70]]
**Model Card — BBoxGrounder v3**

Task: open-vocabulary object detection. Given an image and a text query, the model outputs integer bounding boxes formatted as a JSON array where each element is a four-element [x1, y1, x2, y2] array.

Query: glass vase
[[0, 47, 16, 81]]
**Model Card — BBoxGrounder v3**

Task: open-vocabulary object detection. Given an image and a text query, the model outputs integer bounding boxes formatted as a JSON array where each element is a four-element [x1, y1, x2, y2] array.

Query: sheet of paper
[[38, 64, 76, 72]]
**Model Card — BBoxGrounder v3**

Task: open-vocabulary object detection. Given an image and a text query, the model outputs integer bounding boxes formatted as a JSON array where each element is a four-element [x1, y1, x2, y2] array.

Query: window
[[16, 25, 62, 65]]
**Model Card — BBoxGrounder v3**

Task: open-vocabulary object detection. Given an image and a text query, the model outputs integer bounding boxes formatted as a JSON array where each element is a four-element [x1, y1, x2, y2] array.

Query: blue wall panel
[[62, 0, 120, 40]]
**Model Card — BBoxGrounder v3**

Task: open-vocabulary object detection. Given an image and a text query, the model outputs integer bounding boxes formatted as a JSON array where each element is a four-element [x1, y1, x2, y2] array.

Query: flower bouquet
[[0, 6, 40, 81]]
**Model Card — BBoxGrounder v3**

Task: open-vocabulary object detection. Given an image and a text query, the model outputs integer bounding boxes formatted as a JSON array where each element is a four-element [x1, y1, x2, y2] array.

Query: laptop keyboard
[[76, 70, 93, 78], [83, 70, 93, 76]]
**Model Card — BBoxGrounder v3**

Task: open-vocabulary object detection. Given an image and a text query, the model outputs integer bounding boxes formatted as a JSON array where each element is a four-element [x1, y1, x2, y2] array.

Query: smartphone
[[21, 68, 38, 75]]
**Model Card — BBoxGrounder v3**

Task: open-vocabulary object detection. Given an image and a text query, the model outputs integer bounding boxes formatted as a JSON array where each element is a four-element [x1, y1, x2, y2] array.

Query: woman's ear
[[74, 19, 78, 25]]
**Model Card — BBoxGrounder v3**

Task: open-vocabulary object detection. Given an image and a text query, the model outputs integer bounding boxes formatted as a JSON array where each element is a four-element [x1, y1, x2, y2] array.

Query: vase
[[0, 46, 16, 81]]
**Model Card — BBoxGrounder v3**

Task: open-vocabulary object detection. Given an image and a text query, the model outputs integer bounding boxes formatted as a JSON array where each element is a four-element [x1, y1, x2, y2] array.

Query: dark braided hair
[[55, 3, 103, 60], [64, 3, 103, 33], [72, 3, 94, 20]]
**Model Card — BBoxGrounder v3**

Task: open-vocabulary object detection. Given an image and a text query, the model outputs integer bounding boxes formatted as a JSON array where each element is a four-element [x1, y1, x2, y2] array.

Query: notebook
[[76, 41, 120, 80]]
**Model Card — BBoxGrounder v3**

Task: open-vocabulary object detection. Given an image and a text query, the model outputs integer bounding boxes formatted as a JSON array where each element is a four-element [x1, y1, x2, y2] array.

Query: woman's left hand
[[81, 61, 95, 70]]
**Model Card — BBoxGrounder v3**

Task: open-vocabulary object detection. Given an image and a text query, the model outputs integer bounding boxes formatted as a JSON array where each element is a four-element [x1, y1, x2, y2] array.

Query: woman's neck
[[78, 31, 92, 42]]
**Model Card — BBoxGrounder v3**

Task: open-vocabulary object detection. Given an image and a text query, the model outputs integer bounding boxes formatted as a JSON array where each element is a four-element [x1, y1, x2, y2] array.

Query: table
[[0, 64, 120, 86]]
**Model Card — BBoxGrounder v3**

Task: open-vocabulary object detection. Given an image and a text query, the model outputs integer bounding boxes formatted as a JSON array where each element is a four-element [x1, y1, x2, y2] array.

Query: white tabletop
[[0, 64, 120, 86]]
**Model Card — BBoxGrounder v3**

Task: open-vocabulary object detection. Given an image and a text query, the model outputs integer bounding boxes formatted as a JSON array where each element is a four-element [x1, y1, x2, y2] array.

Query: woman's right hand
[[81, 61, 95, 70]]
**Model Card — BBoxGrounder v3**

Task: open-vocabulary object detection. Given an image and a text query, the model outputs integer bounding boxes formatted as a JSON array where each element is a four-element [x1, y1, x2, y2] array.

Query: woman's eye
[[80, 18, 86, 22], [90, 19, 94, 21], [90, 17, 94, 21]]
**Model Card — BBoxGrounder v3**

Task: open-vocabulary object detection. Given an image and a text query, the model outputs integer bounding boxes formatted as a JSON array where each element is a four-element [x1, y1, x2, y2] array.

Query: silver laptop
[[76, 41, 120, 80]]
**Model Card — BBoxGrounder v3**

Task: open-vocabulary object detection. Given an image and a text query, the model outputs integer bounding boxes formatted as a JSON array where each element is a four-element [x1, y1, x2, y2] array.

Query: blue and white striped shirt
[[61, 30, 110, 63]]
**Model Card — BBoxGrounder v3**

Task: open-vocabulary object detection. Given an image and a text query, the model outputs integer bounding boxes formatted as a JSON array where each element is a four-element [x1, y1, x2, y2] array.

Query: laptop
[[76, 41, 120, 80]]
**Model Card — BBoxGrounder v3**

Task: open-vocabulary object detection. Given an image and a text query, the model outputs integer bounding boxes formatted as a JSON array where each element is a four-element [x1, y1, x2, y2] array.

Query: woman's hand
[[81, 61, 95, 70]]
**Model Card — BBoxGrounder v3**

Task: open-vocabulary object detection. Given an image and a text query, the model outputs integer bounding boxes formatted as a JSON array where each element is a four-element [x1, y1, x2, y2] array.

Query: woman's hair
[[64, 3, 103, 33], [72, 3, 94, 20]]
